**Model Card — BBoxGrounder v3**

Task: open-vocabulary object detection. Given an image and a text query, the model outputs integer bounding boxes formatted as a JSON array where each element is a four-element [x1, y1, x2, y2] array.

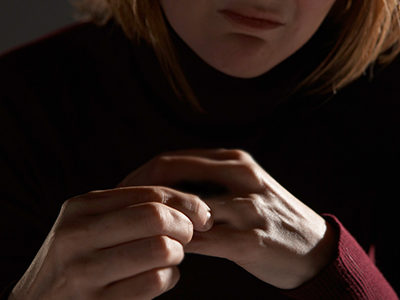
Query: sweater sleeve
[[281, 214, 398, 299]]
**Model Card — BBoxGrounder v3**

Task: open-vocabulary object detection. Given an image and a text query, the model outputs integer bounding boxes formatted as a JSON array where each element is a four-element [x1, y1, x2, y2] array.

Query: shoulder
[[0, 19, 141, 115], [0, 20, 131, 87], [0, 21, 94, 70], [0, 22, 102, 128], [297, 54, 400, 160], [0, 19, 145, 151], [316, 54, 400, 127]]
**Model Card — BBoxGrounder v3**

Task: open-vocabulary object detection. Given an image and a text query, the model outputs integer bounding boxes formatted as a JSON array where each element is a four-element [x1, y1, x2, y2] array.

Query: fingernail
[[202, 210, 213, 231]]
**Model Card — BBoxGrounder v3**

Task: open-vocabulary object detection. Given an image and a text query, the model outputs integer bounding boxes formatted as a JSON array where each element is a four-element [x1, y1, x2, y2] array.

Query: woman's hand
[[9, 187, 212, 300], [118, 148, 337, 289]]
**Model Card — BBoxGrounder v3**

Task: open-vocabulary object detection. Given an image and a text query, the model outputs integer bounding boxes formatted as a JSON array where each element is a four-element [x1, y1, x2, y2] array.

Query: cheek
[[159, 0, 218, 58], [160, 0, 187, 27], [297, 0, 336, 28], [288, 0, 335, 45], [160, 0, 207, 32]]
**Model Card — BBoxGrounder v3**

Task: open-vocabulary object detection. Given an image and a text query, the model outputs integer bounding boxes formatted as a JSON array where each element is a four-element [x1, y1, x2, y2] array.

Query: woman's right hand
[[9, 186, 212, 300]]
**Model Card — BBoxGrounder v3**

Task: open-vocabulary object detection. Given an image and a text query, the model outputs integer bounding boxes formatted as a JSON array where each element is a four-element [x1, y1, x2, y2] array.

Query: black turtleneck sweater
[[0, 18, 399, 299]]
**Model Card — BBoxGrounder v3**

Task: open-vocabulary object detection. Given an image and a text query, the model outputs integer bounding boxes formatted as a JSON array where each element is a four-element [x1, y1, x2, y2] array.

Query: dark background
[[0, 0, 76, 54]]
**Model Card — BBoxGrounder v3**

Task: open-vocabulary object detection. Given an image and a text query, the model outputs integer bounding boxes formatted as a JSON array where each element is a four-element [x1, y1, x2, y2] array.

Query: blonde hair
[[72, 0, 400, 112]]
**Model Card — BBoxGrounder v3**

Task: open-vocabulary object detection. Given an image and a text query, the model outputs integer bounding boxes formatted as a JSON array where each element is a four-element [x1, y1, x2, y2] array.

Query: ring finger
[[76, 236, 184, 287]]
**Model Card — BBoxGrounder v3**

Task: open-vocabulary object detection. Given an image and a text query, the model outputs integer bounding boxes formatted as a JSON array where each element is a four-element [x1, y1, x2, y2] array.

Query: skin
[[160, 0, 336, 78], [10, 185, 213, 299], [10, 1, 339, 299], [119, 149, 337, 289], [10, 149, 337, 299]]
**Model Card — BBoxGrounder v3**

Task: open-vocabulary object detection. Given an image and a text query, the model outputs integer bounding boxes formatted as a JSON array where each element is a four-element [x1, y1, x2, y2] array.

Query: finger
[[122, 156, 263, 193], [201, 195, 237, 226], [161, 148, 254, 162], [117, 148, 256, 190], [98, 267, 180, 300], [64, 187, 213, 232], [81, 236, 184, 286], [184, 225, 250, 263], [87, 202, 193, 248], [201, 194, 268, 230]]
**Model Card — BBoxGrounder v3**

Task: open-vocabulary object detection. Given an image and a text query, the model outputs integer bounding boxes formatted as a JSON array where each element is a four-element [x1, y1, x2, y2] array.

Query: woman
[[0, 0, 399, 299]]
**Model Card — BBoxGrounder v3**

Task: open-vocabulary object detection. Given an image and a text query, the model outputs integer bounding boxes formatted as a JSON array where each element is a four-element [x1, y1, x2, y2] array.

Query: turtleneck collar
[[166, 19, 290, 121], [131, 13, 335, 132]]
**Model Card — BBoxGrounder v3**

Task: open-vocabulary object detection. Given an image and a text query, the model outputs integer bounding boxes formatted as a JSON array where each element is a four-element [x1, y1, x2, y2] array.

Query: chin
[[206, 53, 276, 79], [213, 63, 271, 79]]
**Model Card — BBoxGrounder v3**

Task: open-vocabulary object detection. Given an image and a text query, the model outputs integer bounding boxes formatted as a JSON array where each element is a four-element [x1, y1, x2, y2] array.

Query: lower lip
[[219, 10, 283, 31]]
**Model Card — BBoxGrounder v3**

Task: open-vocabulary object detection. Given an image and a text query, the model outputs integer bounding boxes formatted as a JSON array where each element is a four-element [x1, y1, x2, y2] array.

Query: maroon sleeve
[[281, 214, 398, 300]]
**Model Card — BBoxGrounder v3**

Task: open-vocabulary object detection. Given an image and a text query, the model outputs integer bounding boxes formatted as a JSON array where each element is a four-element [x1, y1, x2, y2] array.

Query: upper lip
[[218, 7, 285, 25]]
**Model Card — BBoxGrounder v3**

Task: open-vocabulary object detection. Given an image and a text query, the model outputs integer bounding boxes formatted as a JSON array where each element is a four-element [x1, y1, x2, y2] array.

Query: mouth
[[218, 9, 285, 31]]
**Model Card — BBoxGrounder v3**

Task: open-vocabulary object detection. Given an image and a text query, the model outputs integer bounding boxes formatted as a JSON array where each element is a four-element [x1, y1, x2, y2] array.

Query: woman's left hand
[[118, 148, 337, 289]]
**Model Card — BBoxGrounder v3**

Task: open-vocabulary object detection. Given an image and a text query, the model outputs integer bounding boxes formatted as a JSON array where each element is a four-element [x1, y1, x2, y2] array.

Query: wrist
[[295, 219, 338, 288]]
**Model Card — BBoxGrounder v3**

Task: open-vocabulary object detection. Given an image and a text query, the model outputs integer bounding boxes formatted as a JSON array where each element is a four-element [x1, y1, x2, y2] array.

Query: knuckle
[[236, 197, 258, 214], [148, 269, 167, 292], [62, 190, 108, 215], [62, 192, 104, 215], [248, 193, 264, 208], [147, 187, 166, 203], [248, 228, 272, 250], [152, 235, 170, 254], [249, 228, 265, 243], [238, 163, 257, 178], [148, 267, 179, 293], [247, 197, 260, 213], [151, 236, 184, 265], [144, 202, 164, 219], [143, 203, 169, 230], [226, 149, 252, 161], [168, 193, 202, 215], [234, 194, 265, 220], [61, 197, 82, 213], [235, 162, 264, 188]]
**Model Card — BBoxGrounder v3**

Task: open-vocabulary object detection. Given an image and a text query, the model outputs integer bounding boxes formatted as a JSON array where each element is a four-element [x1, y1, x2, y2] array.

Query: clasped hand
[[119, 148, 336, 290], [10, 149, 336, 300]]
